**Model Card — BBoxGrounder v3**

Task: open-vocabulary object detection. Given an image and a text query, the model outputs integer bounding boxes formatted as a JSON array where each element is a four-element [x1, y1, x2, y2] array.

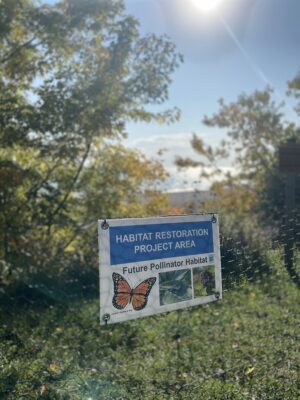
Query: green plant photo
[[159, 269, 192, 305]]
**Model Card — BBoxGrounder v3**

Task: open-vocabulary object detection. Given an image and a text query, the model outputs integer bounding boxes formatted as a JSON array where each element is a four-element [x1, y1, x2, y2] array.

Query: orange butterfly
[[112, 272, 156, 311]]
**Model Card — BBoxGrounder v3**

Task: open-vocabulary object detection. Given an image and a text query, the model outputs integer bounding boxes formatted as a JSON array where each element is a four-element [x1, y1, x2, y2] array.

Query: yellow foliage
[[232, 322, 241, 329], [48, 363, 60, 374], [204, 181, 257, 216], [40, 385, 48, 396], [245, 366, 255, 375]]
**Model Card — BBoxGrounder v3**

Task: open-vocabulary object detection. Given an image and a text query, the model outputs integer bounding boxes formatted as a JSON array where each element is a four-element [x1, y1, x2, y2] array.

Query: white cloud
[[126, 132, 235, 190]]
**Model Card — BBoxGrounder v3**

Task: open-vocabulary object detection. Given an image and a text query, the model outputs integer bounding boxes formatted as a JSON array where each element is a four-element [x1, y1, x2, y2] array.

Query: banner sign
[[99, 214, 222, 325]]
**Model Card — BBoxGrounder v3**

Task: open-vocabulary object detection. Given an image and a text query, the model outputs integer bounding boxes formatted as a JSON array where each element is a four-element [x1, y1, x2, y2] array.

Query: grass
[[1, 251, 299, 399]]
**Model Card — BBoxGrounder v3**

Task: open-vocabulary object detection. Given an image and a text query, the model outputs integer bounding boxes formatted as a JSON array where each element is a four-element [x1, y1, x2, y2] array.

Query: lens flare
[[191, 0, 224, 12]]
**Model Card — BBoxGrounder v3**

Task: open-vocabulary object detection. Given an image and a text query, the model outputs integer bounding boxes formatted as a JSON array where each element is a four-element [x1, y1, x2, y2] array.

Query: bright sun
[[191, 0, 224, 12]]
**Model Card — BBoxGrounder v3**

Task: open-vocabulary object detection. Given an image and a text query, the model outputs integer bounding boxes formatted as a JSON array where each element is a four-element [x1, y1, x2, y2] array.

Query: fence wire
[[1, 212, 300, 400]]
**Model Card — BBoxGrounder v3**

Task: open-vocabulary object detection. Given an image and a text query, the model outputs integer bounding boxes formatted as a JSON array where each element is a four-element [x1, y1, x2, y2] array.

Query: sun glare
[[191, 0, 224, 12]]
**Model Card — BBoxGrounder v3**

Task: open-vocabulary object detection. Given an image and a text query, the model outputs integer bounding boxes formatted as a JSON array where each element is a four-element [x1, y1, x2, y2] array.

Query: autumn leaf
[[48, 363, 60, 374], [40, 385, 48, 395], [245, 366, 255, 375]]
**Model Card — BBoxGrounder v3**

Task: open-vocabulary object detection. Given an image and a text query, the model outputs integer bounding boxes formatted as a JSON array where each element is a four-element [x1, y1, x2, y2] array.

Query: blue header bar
[[109, 221, 213, 265]]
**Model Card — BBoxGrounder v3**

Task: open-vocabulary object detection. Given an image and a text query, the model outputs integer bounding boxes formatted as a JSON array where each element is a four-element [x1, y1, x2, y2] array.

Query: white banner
[[99, 214, 222, 324]]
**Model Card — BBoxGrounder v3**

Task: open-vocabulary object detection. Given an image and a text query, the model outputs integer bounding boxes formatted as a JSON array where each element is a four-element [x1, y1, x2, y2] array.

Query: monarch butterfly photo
[[112, 272, 156, 311]]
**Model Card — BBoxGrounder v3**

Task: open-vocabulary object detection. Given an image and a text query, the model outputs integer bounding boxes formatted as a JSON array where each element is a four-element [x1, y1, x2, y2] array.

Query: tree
[[176, 85, 300, 287], [67, 142, 170, 271], [0, 0, 183, 283], [288, 71, 300, 113], [176, 87, 300, 220]]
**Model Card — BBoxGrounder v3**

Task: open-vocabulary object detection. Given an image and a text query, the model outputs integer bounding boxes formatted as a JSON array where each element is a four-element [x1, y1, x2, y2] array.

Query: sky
[[43, 0, 300, 191], [123, 0, 300, 191]]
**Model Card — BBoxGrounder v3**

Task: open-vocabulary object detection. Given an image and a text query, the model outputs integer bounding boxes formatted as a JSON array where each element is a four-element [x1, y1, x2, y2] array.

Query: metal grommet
[[101, 220, 109, 230], [211, 215, 217, 223], [102, 313, 110, 324], [215, 292, 220, 300]]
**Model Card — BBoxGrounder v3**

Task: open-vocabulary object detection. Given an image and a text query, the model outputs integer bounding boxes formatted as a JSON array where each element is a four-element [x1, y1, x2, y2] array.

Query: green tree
[[0, 0, 182, 283], [288, 71, 300, 113], [67, 141, 170, 272], [176, 85, 300, 287], [176, 87, 299, 220]]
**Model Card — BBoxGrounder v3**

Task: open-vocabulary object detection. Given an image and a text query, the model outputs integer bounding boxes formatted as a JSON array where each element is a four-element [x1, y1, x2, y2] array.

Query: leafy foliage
[[0, 0, 183, 283], [159, 269, 192, 305], [176, 85, 300, 287], [176, 87, 300, 220]]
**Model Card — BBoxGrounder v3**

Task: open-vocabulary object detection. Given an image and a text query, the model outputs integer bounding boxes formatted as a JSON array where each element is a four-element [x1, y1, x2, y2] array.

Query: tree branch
[[58, 221, 94, 254], [1, 38, 36, 64], [47, 142, 92, 230], [11, 160, 62, 221]]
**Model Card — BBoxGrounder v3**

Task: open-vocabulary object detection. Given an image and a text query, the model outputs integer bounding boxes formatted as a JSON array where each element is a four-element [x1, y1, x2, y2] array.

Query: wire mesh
[[1, 212, 300, 399]]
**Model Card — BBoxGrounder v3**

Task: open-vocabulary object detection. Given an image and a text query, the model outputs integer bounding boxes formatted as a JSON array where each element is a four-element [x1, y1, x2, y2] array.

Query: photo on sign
[[112, 272, 156, 311], [159, 269, 192, 305], [193, 265, 216, 298]]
